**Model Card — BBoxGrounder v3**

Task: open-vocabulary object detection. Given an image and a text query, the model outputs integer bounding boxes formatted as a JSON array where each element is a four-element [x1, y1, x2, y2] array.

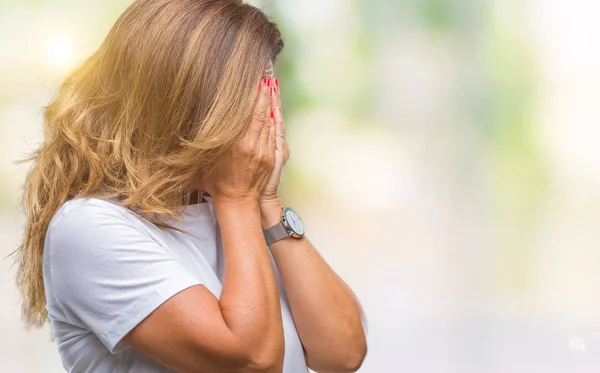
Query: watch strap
[[263, 221, 290, 246]]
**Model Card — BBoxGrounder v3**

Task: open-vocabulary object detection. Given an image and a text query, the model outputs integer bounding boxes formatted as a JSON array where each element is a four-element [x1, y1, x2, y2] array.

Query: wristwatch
[[263, 207, 305, 246]]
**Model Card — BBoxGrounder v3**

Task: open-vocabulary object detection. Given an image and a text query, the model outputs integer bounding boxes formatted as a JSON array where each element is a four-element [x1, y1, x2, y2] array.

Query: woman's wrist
[[213, 197, 261, 220], [259, 196, 284, 228]]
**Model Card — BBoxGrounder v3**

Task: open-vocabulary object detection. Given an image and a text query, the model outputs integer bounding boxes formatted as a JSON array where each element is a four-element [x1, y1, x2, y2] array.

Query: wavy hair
[[14, 0, 284, 328]]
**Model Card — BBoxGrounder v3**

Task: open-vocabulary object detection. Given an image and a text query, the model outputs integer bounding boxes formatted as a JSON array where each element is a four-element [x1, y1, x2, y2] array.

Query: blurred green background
[[2, 0, 600, 371]]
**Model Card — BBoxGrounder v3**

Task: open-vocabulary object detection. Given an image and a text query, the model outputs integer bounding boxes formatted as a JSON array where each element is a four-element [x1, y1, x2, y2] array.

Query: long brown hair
[[15, 0, 283, 328]]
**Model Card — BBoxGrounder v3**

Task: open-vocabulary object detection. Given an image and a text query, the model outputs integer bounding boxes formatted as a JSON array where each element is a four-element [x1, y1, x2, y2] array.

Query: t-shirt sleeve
[[45, 200, 202, 353]]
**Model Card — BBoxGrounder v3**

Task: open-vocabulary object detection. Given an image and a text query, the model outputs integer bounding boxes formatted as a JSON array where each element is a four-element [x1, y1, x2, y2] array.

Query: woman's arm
[[124, 80, 284, 373], [125, 201, 284, 373], [260, 200, 367, 373], [259, 81, 367, 372]]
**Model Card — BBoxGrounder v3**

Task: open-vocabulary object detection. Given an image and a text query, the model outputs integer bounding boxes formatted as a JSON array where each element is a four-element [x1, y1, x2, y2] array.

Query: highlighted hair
[[15, 0, 283, 327]]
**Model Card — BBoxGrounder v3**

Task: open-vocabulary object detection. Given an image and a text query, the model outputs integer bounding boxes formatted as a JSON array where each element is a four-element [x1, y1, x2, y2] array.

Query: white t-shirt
[[42, 196, 308, 373]]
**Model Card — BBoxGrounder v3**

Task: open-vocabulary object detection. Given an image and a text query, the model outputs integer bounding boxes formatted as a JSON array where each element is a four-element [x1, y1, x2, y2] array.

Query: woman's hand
[[259, 77, 291, 228], [202, 78, 276, 205], [260, 77, 290, 204]]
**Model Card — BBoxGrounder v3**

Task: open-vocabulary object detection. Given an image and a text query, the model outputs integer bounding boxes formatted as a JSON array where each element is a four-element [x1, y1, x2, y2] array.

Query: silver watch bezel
[[281, 207, 305, 238]]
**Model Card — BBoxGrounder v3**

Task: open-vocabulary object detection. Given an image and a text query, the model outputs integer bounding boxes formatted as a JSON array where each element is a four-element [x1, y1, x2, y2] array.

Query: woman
[[15, 0, 367, 372]]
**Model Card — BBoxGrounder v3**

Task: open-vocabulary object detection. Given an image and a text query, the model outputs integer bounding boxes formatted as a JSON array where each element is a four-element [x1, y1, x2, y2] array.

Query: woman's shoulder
[[44, 197, 170, 269], [47, 197, 152, 244]]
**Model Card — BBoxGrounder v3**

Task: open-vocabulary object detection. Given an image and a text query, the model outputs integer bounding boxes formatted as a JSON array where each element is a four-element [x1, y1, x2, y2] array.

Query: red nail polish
[[270, 111, 274, 118], [267, 78, 272, 87], [263, 78, 267, 86], [275, 78, 279, 87], [273, 87, 277, 94]]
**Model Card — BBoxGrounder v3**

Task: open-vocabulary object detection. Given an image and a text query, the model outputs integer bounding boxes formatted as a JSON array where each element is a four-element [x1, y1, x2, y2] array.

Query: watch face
[[284, 208, 305, 236]]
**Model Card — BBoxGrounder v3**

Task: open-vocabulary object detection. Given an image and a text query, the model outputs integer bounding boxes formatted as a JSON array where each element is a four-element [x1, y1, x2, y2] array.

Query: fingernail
[[263, 78, 268, 86], [278, 107, 282, 114], [275, 78, 279, 87], [270, 110, 274, 118], [267, 78, 272, 87], [270, 87, 273, 96], [273, 87, 277, 94]]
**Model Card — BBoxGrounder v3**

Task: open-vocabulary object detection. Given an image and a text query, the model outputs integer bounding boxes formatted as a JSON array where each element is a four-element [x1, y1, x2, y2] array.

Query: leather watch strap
[[263, 221, 289, 246]]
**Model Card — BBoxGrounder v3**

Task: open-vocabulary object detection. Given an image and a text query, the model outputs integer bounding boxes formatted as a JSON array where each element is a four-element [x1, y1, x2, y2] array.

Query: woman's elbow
[[339, 338, 368, 373], [237, 337, 285, 373], [194, 334, 284, 373], [308, 336, 367, 373], [242, 350, 285, 373], [344, 346, 367, 373]]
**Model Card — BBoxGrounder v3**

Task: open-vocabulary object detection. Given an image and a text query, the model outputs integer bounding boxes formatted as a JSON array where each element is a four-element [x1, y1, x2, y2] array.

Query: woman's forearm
[[261, 201, 367, 373], [214, 199, 285, 369]]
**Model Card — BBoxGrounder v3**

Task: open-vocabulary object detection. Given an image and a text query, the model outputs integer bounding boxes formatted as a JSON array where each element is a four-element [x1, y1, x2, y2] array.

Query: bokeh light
[[45, 34, 76, 69]]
